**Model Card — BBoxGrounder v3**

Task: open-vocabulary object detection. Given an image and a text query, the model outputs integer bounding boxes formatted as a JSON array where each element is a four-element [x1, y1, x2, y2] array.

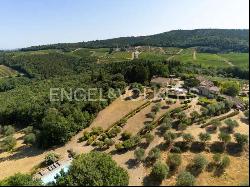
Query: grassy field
[[0, 65, 18, 78], [219, 53, 249, 68], [139, 52, 169, 61], [172, 49, 249, 68]]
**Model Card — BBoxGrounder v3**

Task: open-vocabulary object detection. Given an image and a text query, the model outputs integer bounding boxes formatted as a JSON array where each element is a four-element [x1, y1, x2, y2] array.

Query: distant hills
[[21, 29, 249, 53]]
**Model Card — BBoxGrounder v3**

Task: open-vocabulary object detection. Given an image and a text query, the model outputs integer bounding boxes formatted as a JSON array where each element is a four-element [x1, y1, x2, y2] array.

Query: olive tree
[[134, 148, 145, 162], [167, 153, 182, 172], [0, 135, 17, 151], [151, 162, 169, 182], [176, 171, 195, 186]]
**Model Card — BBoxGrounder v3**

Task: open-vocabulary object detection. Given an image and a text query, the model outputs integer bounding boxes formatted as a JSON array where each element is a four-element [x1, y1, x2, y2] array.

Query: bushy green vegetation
[[151, 162, 169, 181], [54, 152, 129, 186], [0, 173, 42, 186], [176, 171, 196, 186]]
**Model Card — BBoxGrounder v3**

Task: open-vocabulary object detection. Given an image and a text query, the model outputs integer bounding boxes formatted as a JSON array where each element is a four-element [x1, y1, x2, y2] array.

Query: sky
[[0, 0, 249, 49]]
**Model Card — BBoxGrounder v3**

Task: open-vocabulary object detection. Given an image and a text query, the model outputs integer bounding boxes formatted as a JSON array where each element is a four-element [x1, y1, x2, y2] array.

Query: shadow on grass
[[226, 142, 244, 156], [210, 142, 225, 153], [125, 158, 140, 169], [143, 174, 162, 186], [190, 141, 205, 153]]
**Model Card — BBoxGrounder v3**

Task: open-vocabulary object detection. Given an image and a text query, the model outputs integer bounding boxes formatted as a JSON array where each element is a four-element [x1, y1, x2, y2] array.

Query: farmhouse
[[197, 76, 220, 98]]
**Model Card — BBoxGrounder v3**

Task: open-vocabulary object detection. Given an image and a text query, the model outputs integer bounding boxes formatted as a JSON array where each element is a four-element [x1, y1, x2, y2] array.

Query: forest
[[21, 29, 249, 53]]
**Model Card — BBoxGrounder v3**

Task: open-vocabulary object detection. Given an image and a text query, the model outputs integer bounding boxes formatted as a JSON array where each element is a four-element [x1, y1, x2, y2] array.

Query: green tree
[[176, 171, 195, 186], [148, 147, 161, 161], [22, 126, 33, 135], [234, 133, 248, 148], [222, 81, 240, 97], [190, 154, 208, 176], [212, 153, 222, 164], [210, 119, 222, 131], [39, 108, 72, 147], [121, 131, 132, 141], [224, 119, 239, 133], [218, 132, 231, 149], [199, 132, 211, 145], [219, 155, 230, 169], [167, 153, 182, 172], [144, 133, 154, 144], [0, 173, 42, 186], [151, 162, 169, 181], [134, 148, 145, 162], [23, 133, 36, 145], [0, 135, 16, 151], [182, 133, 194, 145], [190, 111, 200, 122], [2, 125, 15, 136], [164, 131, 177, 145], [54, 152, 129, 186]]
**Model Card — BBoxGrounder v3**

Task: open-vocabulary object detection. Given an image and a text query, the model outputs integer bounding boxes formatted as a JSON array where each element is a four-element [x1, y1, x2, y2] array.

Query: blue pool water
[[41, 161, 71, 184]]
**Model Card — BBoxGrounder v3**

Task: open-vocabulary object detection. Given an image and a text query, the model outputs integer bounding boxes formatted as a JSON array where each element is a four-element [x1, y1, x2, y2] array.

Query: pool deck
[[35, 159, 72, 184]]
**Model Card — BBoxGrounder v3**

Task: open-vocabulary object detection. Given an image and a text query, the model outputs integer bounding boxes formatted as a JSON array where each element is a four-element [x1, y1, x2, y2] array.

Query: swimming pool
[[41, 161, 71, 184]]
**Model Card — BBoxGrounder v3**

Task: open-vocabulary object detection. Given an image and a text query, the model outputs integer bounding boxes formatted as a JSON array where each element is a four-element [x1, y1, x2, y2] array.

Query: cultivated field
[[0, 65, 18, 78]]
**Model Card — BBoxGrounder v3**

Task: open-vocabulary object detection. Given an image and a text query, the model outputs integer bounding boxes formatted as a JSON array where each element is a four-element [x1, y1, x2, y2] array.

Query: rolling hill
[[21, 29, 249, 53]]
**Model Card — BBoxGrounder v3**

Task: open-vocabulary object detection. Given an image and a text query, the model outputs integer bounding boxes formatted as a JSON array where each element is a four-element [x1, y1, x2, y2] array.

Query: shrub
[[190, 111, 200, 122], [23, 133, 36, 145], [122, 136, 141, 150], [178, 123, 188, 131], [158, 123, 172, 134], [219, 155, 230, 169], [0, 173, 42, 186], [152, 103, 161, 113], [182, 133, 194, 144], [198, 132, 211, 144], [144, 133, 154, 144], [0, 135, 17, 151], [67, 149, 77, 158], [224, 119, 239, 133], [170, 146, 182, 153], [164, 131, 177, 144], [80, 131, 91, 142], [115, 143, 124, 150], [213, 153, 222, 164], [44, 152, 60, 165], [87, 136, 96, 145], [107, 126, 121, 138], [151, 162, 169, 181], [218, 132, 231, 145], [2, 125, 15, 136], [148, 147, 161, 161], [167, 153, 182, 171], [210, 119, 222, 130], [121, 131, 132, 140], [54, 152, 129, 186], [176, 171, 195, 186], [104, 138, 115, 148], [234, 133, 248, 147], [134, 148, 145, 162], [148, 112, 156, 119], [22, 126, 33, 135], [91, 127, 104, 136], [192, 154, 208, 173]]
